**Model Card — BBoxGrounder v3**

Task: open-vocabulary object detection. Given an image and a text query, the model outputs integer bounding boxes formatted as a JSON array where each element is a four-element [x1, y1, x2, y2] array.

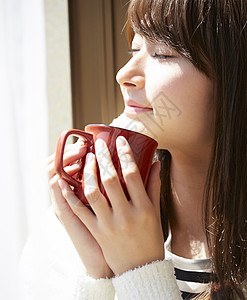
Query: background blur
[[0, 0, 129, 298]]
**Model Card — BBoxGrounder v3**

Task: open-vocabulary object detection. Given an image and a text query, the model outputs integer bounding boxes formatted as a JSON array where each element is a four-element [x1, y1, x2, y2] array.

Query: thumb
[[146, 161, 161, 220]]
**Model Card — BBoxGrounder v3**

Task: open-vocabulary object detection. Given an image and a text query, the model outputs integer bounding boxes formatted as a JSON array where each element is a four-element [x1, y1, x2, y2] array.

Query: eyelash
[[128, 49, 139, 55], [152, 53, 172, 59], [128, 49, 172, 60]]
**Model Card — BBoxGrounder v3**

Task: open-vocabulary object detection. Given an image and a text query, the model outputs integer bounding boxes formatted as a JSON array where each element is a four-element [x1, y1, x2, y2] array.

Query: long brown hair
[[126, 0, 247, 299]]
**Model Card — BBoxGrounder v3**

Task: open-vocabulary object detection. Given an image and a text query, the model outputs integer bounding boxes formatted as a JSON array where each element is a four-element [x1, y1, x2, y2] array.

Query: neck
[[169, 150, 211, 259]]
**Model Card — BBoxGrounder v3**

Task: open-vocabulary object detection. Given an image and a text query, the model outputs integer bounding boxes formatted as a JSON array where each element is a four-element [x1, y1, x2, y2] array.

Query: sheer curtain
[[0, 0, 50, 298]]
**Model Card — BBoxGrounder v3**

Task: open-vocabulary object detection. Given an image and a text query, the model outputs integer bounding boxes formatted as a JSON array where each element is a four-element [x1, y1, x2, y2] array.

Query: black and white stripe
[[165, 233, 212, 299], [174, 267, 211, 299]]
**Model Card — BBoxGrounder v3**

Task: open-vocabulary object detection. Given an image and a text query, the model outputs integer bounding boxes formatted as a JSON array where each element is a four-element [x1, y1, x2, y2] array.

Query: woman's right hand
[[48, 140, 114, 279]]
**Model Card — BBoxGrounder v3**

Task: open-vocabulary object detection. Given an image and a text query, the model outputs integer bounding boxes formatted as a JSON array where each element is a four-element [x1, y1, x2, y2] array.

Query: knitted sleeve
[[19, 207, 115, 300], [112, 259, 182, 300]]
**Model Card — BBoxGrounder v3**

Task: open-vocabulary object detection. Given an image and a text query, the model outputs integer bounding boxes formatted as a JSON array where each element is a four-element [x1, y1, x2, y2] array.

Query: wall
[[44, 0, 73, 154]]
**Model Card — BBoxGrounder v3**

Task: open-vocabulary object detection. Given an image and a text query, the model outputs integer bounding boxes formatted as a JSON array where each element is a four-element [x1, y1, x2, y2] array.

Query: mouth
[[124, 99, 153, 114]]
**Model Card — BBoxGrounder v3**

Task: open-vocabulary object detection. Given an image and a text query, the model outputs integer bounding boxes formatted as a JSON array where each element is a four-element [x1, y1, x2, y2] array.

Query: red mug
[[55, 124, 158, 205]]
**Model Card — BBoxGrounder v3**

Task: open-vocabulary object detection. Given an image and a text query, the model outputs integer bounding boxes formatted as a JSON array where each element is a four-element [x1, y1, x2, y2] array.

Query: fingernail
[[116, 136, 126, 147], [95, 139, 106, 150], [86, 152, 94, 163], [79, 144, 86, 151], [76, 137, 84, 145]]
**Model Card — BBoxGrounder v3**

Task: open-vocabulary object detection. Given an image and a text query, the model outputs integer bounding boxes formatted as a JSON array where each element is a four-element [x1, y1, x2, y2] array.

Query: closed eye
[[152, 53, 173, 59], [128, 49, 140, 56]]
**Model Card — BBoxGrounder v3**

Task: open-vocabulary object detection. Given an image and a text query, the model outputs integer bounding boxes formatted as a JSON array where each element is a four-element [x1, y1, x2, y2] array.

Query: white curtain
[[0, 0, 50, 298]]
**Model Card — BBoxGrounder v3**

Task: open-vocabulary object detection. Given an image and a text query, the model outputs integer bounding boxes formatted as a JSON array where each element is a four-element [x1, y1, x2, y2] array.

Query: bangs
[[127, 0, 212, 76]]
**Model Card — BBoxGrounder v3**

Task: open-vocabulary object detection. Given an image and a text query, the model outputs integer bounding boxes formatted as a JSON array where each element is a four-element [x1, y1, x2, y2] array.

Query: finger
[[146, 161, 161, 220], [58, 178, 96, 229], [95, 139, 128, 211], [47, 144, 77, 164], [47, 138, 85, 164], [83, 152, 112, 218], [50, 175, 77, 222], [116, 136, 148, 207], [49, 161, 83, 187], [50, 178, 99, 253], [48, 145, 87, 179], [49, 165, 82, 222]]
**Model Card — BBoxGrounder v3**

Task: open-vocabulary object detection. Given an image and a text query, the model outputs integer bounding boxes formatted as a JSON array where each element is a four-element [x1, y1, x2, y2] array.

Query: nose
[[116, 54, 145, 90]]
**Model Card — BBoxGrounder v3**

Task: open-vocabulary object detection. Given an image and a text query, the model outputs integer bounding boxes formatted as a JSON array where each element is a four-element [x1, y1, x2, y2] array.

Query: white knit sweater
[[19, 207, 247, 300]]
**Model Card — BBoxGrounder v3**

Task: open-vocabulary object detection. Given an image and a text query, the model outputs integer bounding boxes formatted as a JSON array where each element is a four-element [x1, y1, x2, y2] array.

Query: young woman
[[21, 0, 246, 299]]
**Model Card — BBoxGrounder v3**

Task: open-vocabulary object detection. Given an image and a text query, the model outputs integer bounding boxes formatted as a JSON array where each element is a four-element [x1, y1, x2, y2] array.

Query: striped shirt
[[165, 233, 212, 299]]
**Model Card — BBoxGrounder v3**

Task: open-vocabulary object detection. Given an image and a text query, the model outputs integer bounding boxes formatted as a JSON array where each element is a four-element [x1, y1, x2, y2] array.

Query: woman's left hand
[[59, 136, 164, 276]]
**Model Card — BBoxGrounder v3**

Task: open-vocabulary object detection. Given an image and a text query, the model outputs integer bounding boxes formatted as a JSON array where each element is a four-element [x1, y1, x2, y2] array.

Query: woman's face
[[116, 34, 214, 157]]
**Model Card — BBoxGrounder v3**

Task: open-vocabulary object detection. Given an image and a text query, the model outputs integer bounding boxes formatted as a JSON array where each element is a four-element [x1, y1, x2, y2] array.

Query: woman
[[21, 0, 247, 299]]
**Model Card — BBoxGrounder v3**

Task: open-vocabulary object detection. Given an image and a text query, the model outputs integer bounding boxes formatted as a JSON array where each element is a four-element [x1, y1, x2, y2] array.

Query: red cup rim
[[85, 123, 158, 145]]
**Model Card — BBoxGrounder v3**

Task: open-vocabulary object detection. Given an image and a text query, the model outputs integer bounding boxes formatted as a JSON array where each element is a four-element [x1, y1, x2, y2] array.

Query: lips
[[124, 99, 153, 114]]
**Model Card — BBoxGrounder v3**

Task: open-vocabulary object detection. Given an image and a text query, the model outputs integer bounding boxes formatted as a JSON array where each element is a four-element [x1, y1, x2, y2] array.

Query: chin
[[109, 112, 160, 144]]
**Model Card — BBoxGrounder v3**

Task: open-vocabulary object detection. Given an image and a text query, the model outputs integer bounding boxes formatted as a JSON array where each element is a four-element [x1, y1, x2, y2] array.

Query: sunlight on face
[[113, 34, 214, 157]]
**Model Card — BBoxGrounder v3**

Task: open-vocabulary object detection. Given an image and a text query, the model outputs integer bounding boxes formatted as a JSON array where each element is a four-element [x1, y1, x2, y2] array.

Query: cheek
[[146, 64, 187, 105], [147, 68, 214, 149], [149, 66, 213, 120], [147, 60, 213, 107]]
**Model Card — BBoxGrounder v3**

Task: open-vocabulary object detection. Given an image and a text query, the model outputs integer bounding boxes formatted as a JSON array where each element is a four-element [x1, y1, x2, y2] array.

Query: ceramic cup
[[55, 124, 158, 205]]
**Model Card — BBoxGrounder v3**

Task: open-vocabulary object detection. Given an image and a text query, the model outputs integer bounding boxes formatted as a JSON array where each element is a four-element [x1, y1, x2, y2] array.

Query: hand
[[59, 136, 164, 276], [48, 140, 114, 279]]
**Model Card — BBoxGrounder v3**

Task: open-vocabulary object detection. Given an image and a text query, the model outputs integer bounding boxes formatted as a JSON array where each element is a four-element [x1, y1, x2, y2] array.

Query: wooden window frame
[[69, 0, 129, 130]]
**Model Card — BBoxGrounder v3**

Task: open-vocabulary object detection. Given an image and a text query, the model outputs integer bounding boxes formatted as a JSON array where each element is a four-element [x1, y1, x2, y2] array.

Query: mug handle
[[55, 129, 94, 198]]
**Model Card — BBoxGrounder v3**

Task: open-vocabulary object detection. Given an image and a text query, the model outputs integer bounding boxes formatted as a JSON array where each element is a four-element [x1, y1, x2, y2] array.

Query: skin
[[48, 33, 214, 279], [115, 34, 214, 259], [49, 138, 163, 278]]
